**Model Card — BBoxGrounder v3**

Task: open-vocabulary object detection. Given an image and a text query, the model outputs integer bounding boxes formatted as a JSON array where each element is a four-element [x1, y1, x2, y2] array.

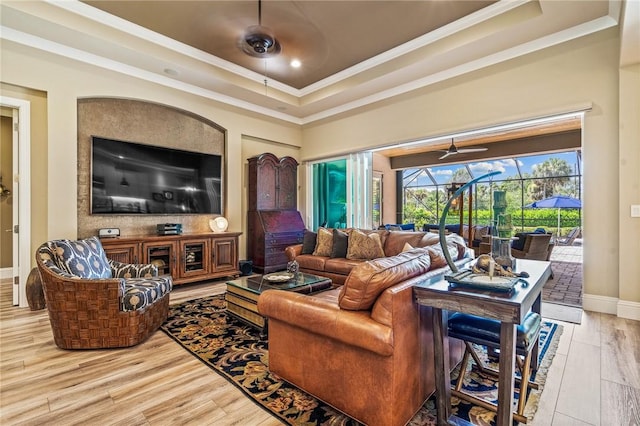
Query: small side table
[[413, 259, 551, 426]]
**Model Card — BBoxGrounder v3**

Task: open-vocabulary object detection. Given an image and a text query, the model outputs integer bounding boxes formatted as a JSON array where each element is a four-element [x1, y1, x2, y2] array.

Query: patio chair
[[511, 233, 553, 261], [557, 227, 581, 246]]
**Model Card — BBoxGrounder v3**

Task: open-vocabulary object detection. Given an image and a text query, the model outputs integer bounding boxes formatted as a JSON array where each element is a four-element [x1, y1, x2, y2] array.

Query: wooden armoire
[[247, 153, 305, 274]]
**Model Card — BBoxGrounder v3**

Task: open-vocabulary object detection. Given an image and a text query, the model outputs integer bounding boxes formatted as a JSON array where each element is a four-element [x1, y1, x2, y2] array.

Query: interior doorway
[[0, 96, 31, 308]]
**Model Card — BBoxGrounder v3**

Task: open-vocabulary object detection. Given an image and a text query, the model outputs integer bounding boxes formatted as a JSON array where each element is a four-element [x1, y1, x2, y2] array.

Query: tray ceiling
[[0, 1, 626, 125]]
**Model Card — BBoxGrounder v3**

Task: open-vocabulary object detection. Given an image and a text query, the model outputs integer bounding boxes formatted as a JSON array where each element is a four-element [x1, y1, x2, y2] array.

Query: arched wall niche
[[77, 97, 226, 238]]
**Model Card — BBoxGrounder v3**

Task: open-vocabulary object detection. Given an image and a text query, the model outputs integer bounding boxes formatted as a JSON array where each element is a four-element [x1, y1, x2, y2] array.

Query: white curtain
[[347, 152, 373, 229]]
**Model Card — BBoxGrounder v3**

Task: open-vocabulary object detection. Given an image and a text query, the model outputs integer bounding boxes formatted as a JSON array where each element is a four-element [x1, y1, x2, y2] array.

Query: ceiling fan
[[240, 0, 281, 58], [438, 139, 488, 160]]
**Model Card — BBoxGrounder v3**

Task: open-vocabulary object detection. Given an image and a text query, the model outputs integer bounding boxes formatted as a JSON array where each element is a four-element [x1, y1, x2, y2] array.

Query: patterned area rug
[[161, 294, 562, 425]]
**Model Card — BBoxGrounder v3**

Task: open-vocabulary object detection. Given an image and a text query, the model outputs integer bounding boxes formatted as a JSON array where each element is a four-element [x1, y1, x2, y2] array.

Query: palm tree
[[529, 158, 573, 200]]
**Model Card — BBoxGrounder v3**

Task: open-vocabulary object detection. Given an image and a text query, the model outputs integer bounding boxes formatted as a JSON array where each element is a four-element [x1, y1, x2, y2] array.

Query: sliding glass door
[[308, 153, 373, 230]]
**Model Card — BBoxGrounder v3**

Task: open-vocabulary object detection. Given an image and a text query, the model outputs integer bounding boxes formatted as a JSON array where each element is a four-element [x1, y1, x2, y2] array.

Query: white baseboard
[[0, 268, 13, 279], [583, 293, 640, 320], [617, 300, 640, 321], [582, 293, 618, 315]]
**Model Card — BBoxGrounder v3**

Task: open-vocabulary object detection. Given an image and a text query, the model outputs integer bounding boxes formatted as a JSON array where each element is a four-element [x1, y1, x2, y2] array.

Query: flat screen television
[[91, 136, 222, 215]]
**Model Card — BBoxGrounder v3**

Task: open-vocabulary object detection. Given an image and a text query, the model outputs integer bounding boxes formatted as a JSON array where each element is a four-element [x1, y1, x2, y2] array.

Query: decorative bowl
[[263, 272, 294, 282]]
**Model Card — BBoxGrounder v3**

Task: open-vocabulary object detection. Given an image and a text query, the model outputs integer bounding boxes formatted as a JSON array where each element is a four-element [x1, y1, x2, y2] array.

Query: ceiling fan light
[[240, 25, 281, 58]]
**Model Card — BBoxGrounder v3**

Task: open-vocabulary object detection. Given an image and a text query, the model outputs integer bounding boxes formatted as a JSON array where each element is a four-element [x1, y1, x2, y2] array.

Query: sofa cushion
[[301, 230, 317, 254], [383, 231, 426, 257], [325, 257, 366, 275], [295, 254, 329, 272], [51, 237, 112, 279], [331, 229, 349, 258], [313, 227, 333, 257], [339, 248, 432, 311], [346, 229, 386, 260]]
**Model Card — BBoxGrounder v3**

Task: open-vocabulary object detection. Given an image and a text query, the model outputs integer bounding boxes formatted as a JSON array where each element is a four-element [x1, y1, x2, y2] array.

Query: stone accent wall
[[77, 98, 226, 238]]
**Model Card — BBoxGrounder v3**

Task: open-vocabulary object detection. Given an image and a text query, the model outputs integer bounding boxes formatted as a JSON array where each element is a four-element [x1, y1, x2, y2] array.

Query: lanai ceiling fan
[[438, 139, 488, 160]]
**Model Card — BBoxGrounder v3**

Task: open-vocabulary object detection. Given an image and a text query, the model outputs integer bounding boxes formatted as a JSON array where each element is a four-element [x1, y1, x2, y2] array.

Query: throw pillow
[[301, 230, 317, 254], [331, 229, 349, 258], [52, 236, 112, 279], [346, 229, 385, 260], [312, 227, 333, 257]]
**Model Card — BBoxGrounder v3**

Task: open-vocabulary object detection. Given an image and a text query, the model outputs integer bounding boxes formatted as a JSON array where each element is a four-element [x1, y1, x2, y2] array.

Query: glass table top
[[226, 272, 331, 295]]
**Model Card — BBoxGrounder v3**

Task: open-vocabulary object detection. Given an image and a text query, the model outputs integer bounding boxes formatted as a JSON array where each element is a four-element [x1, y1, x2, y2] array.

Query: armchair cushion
[[49, 237, 111, 279], [109, 259, 157, 278], [123, 276, 173, 311]]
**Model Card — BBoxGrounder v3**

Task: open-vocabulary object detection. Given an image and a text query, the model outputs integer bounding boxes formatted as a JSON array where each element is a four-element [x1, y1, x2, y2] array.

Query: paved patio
[[543, 245, 583, 307]]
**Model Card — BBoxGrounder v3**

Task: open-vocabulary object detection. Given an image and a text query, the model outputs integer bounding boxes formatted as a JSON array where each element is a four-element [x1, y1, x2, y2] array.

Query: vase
[[492, 237, 516, 270], [287, 260, 299, 274], [26, 268, 46, 311]]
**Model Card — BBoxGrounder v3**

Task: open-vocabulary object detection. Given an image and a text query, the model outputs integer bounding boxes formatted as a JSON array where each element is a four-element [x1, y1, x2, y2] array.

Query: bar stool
[[448, 311, 542, 424]]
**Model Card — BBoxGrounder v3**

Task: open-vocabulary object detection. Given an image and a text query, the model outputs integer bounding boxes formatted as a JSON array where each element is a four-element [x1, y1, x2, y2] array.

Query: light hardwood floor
[[1, 278, 638, 425]]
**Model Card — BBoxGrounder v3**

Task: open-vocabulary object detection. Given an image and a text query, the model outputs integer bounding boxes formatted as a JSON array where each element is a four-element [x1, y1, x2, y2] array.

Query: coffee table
[[225, 272, 332, 337]]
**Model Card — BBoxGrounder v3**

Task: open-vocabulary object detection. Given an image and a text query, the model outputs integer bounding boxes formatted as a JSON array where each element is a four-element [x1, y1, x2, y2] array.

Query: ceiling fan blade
[[457, 147, 488, 153], [439, 152, 454, 160]]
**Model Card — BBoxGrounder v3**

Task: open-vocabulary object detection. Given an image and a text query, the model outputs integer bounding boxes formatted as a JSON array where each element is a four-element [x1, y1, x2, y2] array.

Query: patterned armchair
[[36, 236, 172, 349]]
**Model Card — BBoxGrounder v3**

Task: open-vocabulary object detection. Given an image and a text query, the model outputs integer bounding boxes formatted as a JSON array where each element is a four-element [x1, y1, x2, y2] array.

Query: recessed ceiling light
[[290, 59, 301, 68]]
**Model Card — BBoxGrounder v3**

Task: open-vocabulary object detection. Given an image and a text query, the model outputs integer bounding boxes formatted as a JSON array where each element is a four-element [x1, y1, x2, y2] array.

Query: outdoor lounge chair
[[556, 227, 581, 246]]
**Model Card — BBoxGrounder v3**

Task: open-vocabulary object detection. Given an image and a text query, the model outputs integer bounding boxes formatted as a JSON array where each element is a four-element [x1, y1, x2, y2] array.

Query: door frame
[[0, 96, 31, 308]]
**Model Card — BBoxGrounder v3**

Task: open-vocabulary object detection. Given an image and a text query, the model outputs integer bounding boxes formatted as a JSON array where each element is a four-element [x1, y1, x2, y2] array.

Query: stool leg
[[467, 343, 493, 376], [517, 350, 535, 417], [454, 345, 472, 391]]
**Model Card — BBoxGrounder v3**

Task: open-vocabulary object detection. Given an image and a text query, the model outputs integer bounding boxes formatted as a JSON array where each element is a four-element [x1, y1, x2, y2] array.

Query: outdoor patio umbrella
[[525, 195, 582, 237]]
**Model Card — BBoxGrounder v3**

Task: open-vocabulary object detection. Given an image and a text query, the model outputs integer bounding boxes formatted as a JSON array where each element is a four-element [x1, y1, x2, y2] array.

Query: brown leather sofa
[[285, 229, 469, 286], [258, 246, 469, 426]]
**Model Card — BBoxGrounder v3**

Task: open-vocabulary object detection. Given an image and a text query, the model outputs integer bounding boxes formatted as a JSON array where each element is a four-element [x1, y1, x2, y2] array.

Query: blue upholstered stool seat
[[448, 311, 542, 352], [447, 311, 542, 423]]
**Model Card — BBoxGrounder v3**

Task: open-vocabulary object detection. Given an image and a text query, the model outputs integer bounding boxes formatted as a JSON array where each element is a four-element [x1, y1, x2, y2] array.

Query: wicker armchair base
[[37, 243, 171, 350], [48, 290, 170, 350]]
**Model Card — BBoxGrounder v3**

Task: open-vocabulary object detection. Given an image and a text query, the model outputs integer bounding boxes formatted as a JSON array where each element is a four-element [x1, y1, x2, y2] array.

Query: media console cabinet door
[[179, 238, 211, 279], [101, 241, 140, 264], [211, 236, 238, 273], [142, 241, 177, 277]]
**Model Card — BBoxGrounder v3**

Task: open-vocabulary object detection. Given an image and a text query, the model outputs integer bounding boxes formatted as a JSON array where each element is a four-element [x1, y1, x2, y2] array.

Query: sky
[[404, 150, 581, 187]]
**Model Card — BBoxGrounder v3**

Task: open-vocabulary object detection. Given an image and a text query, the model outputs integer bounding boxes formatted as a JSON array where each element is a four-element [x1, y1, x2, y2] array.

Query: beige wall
[[618, 63, 640, 309], [372, 153, 397, 226], [302, 28, 639, 310]]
